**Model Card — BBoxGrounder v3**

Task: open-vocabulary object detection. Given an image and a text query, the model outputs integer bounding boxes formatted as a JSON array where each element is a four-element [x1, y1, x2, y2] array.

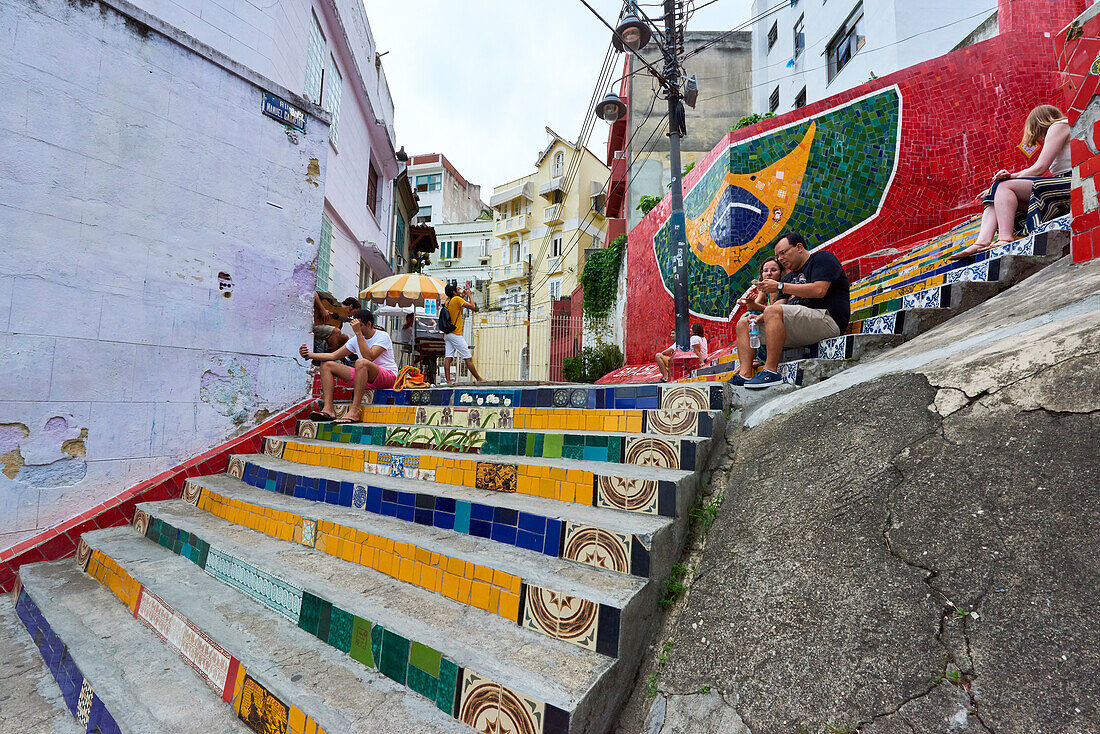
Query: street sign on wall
[[262, 92, 306, 133]]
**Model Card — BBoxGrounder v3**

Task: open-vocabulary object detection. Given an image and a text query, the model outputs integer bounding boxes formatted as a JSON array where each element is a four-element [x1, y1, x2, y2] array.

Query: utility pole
[[525, 253, 532, 380], [664, 0, 689, 351]]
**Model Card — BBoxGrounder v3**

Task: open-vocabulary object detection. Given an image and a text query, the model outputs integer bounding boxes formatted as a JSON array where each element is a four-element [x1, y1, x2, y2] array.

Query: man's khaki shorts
[[313, 324, 337, 338], [782, 305, 840, 348]]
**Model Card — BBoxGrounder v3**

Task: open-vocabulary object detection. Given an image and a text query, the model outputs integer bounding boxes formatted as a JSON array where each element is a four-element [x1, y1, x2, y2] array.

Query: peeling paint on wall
[[306, 158, 321, 186], [0, 418, 88, 488], [199, 354, 263, 425]]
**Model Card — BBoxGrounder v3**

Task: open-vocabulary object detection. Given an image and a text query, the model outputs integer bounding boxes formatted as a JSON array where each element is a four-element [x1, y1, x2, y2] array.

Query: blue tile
[[493, 506, 518, 526], [398, 492, 415, 506], [636, 397, 659, 409], [338, 483, 353, 506], [366, 485, 383, 513], [490, 523, 518, 545], [520, 390, 537, 407], [435, 511, 455, 530], [396, 505, 415, 522], [516, 529, 544, 552], [517, 512, 546, 534], [414, 508, 434, 525], [382, 489, 399, 504], [544, 520, 563, 555], [454, 501, 471, 534], [435, 496, 456, 514], [469, 519, 492, 538], [470, 503, 493, 522], [380, 501, 399, 518], [637, 385, 658, 397]]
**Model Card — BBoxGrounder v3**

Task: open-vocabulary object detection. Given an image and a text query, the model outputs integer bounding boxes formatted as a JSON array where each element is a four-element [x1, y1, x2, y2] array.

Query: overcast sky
[[365, 1, 754, 192]]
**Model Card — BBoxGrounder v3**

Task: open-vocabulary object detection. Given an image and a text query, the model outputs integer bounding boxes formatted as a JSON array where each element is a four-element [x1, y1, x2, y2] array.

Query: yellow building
[[472, 129, 610, 380]]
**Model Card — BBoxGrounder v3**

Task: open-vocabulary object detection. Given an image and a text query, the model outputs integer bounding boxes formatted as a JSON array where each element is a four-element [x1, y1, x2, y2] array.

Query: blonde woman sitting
[[953, 104, 1072, 259]]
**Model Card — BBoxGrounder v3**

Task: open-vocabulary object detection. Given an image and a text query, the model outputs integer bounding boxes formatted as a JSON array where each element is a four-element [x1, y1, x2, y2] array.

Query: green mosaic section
[[482, 431, 624, 462], [299, 591, 458, 716], [654, 88, 901, 317]]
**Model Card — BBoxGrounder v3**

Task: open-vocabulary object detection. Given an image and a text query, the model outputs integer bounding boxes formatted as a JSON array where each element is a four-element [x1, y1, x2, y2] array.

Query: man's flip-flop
[[309, 411, 336, 422]]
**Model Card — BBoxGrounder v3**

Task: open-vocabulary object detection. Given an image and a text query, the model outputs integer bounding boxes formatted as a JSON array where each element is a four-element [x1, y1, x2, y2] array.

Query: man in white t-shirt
[[299, 310, 397, 423]]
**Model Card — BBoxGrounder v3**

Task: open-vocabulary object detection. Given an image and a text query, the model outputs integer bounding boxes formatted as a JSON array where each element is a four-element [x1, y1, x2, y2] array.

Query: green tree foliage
[[562, 343, 624, 383], [731, 112, 775, 131], [636, 195, 662, 216], [580, 234, 626, 321]]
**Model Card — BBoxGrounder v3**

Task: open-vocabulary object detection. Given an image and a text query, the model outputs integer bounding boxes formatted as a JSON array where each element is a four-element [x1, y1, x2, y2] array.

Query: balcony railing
[[491, 261, 529, 283], [494, 214, 531, 236], [543, 204, 563, 224]]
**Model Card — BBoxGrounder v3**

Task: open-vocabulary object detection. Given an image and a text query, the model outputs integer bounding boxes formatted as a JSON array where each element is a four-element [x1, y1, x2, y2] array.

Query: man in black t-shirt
[[733, 231, 850, 389]]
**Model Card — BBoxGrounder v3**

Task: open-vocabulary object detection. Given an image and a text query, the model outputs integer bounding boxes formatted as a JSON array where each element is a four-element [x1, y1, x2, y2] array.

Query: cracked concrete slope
[[618, 256, 1100, 734]]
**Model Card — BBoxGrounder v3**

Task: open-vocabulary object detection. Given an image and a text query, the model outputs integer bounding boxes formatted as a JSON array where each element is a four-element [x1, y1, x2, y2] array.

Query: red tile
[[1073, 208, 1100, 232], [1072, 185, 1085, 216], [1071, 137, 1095, 165], [1073, 72, 1100, 109], [1080, 152, 1100, 178], [1072, 232, 1092, 262]]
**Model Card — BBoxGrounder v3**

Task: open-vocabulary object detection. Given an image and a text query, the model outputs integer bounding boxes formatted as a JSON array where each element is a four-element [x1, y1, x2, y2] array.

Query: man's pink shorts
[[348, 366, 396, 390]]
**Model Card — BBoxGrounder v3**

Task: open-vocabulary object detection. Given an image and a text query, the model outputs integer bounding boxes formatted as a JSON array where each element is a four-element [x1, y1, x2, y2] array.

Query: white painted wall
[[121, 0, 400, 301], [751, 0, 997, 115], [0, 0, 329, 551]]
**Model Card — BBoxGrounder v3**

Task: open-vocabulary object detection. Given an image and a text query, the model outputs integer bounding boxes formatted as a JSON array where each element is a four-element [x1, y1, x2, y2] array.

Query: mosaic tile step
[[196, 459, 669, 579], [148, 483, 642, 653], [15, 561, 245, 734], [255, 436, 695, 518], [359, 382, 726, 413], [780, 333, 906, 363], [0, 597, 80, 733], [295, 419, 707, 471], [74, 529, 480, 734], [83, 516, 622, 733], [845, 307, 953, 337], [324, 403, 719, 438]]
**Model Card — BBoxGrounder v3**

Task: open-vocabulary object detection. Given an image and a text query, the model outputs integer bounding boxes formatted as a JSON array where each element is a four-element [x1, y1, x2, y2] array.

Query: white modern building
[[407, 154, 489, 226], [750, 0, 998, 115], [422, 220, 494, 308]]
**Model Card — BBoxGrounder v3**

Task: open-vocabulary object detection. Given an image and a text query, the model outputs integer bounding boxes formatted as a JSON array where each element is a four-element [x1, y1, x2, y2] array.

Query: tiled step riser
[[252, 442, 698, 519], [150, 492, 626, 658], [11, 583, 123, 734], [324, 405, 718, 439], [359, 383, 726, 412], [297, 422, 704, 472], [77, 531, 572, 734], [207, 463, 659, 579]]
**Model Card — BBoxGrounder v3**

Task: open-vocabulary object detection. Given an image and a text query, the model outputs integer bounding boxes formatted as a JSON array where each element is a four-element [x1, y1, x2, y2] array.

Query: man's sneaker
[[743, 370, 783, 389], [729, 374, 748, 386]]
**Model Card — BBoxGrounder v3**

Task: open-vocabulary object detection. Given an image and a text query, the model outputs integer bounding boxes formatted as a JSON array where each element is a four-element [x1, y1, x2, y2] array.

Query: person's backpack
[[437, 298, 456, 334]]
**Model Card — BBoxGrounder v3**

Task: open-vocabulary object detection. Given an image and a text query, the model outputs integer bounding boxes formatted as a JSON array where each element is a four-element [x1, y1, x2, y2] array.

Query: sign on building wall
[[262, 91, 307, 133]]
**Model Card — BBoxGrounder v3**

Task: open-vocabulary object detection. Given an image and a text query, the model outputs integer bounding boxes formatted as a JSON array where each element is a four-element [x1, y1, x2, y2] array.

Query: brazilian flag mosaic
[[653, 87, 901, 318]]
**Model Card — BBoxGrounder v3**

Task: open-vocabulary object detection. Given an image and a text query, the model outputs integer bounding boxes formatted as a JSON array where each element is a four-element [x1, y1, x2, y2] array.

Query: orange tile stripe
[[82, 549, 329, 733], [195, 488, 524, 622], [279, 441, 595, 507]]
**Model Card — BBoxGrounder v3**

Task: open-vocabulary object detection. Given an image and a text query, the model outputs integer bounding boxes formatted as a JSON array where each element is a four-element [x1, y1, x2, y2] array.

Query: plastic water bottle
[[749, 316, 760, 349]]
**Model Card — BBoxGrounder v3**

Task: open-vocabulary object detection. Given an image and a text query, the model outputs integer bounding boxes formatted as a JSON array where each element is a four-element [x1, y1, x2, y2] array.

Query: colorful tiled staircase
[[9, 383, 727, 734], [685, 215, 1071, 387]]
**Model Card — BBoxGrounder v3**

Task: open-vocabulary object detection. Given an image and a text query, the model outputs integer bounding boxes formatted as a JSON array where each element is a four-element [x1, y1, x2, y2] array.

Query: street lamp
[[595, 91, 627, 123], [598, 0, 693, 351], [613, 8, 651, 52]]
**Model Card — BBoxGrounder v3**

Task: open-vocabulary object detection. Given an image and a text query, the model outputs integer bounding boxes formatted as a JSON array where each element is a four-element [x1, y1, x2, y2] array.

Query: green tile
[[587, 435, 608, 448], [525, 433, 536, 457], [316, 598, 332, 641], [371, 622, 384, 667], [298, 592, 322, 635], [327, 606, 353, 653], [407, 664, 438, 700], [380, 629, 410, 685], [563, 435, 582, 448], [562, 444, 583, 460], [409, 641, 441, 677], [350, 616, 374, 668], [534, 433, 545, 455], [435, 658, 459, 715]]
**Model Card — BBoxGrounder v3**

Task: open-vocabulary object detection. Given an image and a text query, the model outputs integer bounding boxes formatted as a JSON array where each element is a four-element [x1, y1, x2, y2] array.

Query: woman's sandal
[[950, 238, 1013, 261], [309, 411, 336, 422], [333, 414, 360, 425]]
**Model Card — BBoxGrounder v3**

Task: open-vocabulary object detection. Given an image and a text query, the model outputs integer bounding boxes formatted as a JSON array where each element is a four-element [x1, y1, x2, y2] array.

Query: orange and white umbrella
[[359, 273, 447, 307]]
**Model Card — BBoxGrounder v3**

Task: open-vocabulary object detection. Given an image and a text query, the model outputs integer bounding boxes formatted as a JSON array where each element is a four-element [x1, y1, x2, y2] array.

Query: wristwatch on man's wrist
[[777, 282, 784, 293]]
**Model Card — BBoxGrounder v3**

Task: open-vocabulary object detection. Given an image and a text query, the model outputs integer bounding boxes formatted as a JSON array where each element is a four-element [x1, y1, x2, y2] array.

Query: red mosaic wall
[[1058, 3, 1100, 263], [0, 398, 314, 592], [624, 0, 1087, 364]]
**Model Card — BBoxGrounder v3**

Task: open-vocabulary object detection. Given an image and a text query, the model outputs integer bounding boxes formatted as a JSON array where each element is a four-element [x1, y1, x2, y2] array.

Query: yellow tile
[[499, 591, 520, 622], [470, 580, 491, 611], [447, 556, 466, 576], [559, 484, 576, 504], [492, 568, 512, 589], [488, 586, 501, 614], [566, 469, 583, 485], [376, 552, 392, 575], [399, 557, 416, 584], [472, 564, 493, 584], [232, 663, 247, 713], [441, 571, 460, 600], [576, 482, 593, 506], [415, 547, 431, 565], [457, 577, 472, 604], [288, 706, 306, 734], [550, 467, 566, 481], [421, 565, 441, 592], [305, 718, 317, 734], [508, 575, 522, 595]]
